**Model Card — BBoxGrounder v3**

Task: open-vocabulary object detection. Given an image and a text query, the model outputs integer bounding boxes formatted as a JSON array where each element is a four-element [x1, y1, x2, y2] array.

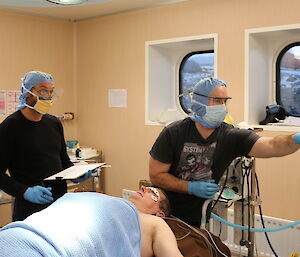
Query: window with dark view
[[179, 51, 214, 113], [276, 43, 300, 117]]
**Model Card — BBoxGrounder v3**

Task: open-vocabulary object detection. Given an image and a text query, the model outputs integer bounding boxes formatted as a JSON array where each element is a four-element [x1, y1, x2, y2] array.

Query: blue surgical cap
[[18, 71, 53, 110], [190, 77, 227, 116], [192, 77, 227, 105]]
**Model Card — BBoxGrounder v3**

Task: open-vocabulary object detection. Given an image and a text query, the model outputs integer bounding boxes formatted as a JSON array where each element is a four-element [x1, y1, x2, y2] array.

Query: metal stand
[[213, 156, 258, 257], [248, 160, 256, 257]]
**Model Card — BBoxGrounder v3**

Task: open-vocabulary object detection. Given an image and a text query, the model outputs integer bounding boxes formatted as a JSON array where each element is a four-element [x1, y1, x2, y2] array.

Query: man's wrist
[[187, 181, 194, 195]]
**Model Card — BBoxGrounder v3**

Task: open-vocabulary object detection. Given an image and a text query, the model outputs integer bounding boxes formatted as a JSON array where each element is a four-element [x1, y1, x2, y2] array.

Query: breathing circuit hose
[[211, 213, 300, 232]]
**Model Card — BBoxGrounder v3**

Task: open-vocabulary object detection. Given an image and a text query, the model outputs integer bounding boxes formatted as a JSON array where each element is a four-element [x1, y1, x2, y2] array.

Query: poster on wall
[[0, 90, 21, 117], [0, 91, 5, 116], [108, 89, 127, 108], [6, 90, 21, 116]]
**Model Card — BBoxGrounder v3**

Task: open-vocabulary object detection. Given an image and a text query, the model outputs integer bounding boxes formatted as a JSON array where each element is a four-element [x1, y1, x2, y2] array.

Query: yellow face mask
[[33, 98, 53, 115], [23, 86, 53, 115]]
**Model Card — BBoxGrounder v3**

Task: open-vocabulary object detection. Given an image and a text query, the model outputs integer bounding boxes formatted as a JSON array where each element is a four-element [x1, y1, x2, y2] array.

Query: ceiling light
[[46, 0, 88, 5]]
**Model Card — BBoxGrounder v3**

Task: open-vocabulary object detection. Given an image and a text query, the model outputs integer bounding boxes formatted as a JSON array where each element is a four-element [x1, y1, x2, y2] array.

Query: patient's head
[[129, 186, 171, 218]]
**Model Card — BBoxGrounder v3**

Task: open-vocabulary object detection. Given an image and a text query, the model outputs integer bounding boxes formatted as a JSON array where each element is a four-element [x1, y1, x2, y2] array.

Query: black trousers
[[13, 180, 67, 221]]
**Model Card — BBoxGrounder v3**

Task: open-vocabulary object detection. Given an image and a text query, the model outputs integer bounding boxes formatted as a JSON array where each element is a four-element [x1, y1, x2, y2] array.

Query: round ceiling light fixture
[[46, 0, 88, 5]]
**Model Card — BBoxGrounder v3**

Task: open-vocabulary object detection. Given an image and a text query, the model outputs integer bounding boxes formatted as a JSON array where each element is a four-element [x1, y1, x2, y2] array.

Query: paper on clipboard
[[44, 163, 106, 181]]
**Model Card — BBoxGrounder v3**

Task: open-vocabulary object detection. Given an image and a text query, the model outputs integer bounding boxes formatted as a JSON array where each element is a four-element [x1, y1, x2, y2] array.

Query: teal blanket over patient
[[0, 192, 141, 257]]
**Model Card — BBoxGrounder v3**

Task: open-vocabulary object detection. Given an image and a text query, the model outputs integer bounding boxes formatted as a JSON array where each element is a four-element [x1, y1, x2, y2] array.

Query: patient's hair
[[140, 181, 171, 216], [158, 188, 171, 217]]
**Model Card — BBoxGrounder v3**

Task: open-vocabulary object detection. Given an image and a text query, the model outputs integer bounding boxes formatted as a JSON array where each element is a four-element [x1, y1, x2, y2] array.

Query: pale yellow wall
[[0, 11, 76, 138], [76, 0, 300, 221], [0, 0, 299, 222]]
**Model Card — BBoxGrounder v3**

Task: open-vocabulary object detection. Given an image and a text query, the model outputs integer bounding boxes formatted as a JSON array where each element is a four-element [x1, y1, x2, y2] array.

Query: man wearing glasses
[[149, 77, 300, 226], [0, 71, 89, 221]]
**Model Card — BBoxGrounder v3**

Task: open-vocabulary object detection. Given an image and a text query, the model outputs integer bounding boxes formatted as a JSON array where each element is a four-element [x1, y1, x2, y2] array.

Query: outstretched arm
[[249, 133, 300, 158], [152, 217, 183, 257]]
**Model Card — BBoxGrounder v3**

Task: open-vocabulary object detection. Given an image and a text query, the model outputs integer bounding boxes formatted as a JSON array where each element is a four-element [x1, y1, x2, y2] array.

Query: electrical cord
[[164, 216, 229, 257], [203, 227, 229, 257], [201, 199, 213, 228], [165, 216, 215, 256], [211, 167, 229, 212], [241, 162, 246, 243], [255, 172, 279, 257], [245, 163, 251, 242]]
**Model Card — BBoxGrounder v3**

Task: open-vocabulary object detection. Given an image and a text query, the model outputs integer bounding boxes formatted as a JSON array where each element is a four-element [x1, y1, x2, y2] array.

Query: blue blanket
[[0, 192, 141, 257]]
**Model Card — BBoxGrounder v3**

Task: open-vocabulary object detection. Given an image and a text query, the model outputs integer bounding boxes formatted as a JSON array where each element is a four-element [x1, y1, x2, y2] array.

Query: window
[[179, 51, 214, 113], [276, 42, 300, 117], [145, 34, 217, 125]]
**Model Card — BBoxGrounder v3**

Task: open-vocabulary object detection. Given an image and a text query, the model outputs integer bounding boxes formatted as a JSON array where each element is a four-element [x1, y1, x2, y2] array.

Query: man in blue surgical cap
[[149, 77, 300, 226], [0, 71, 90, 221]]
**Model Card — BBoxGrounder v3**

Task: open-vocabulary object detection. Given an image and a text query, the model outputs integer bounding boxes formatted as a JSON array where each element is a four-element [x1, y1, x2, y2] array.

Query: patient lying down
[[0, 187, 182, 257], [129, 186, 182, 257]]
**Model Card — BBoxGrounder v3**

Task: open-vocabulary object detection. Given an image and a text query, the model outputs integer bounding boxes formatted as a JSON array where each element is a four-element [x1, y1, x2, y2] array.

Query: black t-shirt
[[150, 117, 260, 226], [0, 110, 73, 198]]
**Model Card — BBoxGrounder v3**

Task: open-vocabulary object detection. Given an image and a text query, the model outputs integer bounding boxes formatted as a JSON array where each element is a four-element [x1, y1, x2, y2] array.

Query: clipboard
[[44, 163, 106, 181]]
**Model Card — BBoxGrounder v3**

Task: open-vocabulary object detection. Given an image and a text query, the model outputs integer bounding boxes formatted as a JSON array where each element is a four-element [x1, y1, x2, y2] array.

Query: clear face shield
[[32, 87, 63, 100], [22, 85, 64, 114]]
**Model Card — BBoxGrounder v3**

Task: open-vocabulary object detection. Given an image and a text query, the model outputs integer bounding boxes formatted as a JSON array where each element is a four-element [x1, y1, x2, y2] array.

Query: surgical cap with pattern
[[18, 71, 53, 110]]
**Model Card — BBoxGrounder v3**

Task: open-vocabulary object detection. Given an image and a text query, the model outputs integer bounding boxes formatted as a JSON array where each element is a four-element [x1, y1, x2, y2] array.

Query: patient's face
[[129, 186, 165, 215]]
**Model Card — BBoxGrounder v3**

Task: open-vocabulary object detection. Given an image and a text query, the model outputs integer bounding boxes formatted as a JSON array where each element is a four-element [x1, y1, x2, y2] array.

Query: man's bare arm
[[152, 217, 183, 257], [149, 156, 188, 193], [249, 134, 300, 158]]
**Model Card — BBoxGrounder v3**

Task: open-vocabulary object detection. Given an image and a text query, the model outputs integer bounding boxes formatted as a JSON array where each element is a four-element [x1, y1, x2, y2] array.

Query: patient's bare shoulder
[[139, 212, 157, 257], [139, 212, 183, 257]]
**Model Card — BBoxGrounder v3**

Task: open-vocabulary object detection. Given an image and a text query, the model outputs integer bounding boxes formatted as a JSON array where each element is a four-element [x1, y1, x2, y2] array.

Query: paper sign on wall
[[108, 89, 127, 108]]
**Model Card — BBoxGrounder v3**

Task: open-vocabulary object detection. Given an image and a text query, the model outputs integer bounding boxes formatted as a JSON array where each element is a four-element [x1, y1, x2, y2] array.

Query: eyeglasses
[[179, 90, 231, 100], [193, 92, 232, 104], [31, 88, 62, 100], [34, 89, 54, 98]]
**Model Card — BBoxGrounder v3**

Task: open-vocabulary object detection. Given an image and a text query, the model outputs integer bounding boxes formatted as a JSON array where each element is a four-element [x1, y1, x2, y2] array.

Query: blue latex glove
[[71, 170, 93, 183], [293, 132, 300, 144], [188, 180, 218, 199], [24, 185, 53, 204]]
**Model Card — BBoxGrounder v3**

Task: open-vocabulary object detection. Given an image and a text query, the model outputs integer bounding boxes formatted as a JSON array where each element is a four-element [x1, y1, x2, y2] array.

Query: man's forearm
[[250, 133, 300, 158], [150, 172, 188, 193], [0, 172, 27, 198], [272, 134, 300, 157]]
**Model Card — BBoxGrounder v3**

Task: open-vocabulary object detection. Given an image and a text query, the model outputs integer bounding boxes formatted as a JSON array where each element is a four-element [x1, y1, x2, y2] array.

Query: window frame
[[178, 50, 214, 114], [275, 41, 300, 117]]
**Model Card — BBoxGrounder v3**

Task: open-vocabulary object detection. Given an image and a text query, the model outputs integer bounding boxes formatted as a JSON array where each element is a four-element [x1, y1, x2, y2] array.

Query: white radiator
[[215, 209, 300, 257]]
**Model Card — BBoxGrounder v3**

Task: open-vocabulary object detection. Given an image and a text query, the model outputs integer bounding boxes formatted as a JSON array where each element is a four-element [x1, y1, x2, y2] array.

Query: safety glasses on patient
[[145, 187, 160, 202]]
